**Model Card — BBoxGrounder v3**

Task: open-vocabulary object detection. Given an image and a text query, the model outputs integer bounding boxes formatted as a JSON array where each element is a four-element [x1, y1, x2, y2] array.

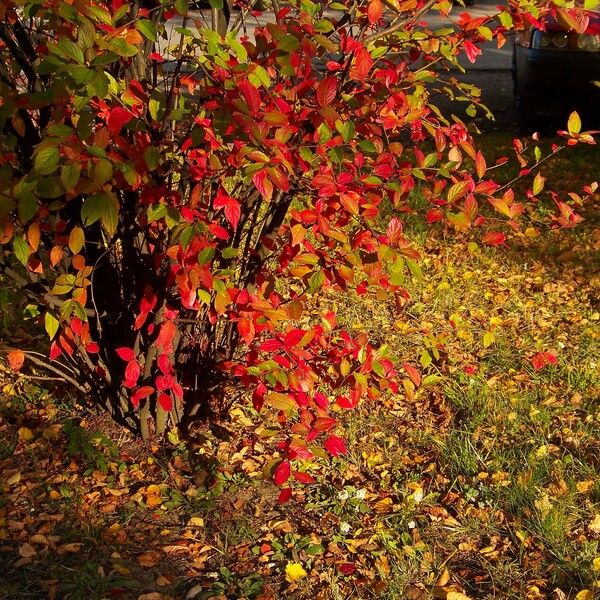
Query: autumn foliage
[[0, 0, 595, 493]]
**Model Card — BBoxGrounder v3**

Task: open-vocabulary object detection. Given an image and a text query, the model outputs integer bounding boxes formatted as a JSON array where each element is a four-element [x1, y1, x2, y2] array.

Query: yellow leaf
[[285, 562, 307, 583], [483, 332, 495, 348], [592, 557, 600, 572], [568, 111, 582, 135], [589, 514, 600, 534], [7, 472, 21, 485], [447, 592, 472, 600], [18, 427, 34, 441], [575, 591, 593, 600]]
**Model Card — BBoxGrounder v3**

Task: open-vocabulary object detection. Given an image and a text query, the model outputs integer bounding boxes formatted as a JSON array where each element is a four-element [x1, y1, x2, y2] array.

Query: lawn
[[1, 134, 599, 600]]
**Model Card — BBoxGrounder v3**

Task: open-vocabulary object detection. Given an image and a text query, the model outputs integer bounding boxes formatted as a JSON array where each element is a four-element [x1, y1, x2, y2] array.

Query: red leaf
[[463, 40, 482, 64], [426, 208, 444, 223], [124, 360, 140, 388], [313, 417, 337, 432], [278, 487, 292, 503], [482, 231, 506, 246], [367, 0, 383, 24], [259, 339, 283, 352], [531, 351, 558, 370], [49, 341, 62, 361], [352, 46, 372, 81], [339, 562, 356, 575], [156, 321, 176, 351], [238, 318, 255, 344], [116, 347, 135, 361], [238, 80, 261, 114], [108, 106, 134, 136], [7, 350, 25, 372], [252, 169, 273, 201], [214, 193, 241, 230], [403, 363, 421, 387], [131, 386, 154, 408], [273, 460, 291, 486], [158, 393, 173, 411], [284, 329, 305, 348], [316, 76, 337, 108], [386, 217, 403, 245], [324, 435, 347, 457], [293, 471, 315, 484]]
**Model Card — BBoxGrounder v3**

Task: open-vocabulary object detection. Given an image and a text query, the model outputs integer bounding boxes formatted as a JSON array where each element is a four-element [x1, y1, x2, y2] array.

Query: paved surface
[[165, 1, 518, 128]]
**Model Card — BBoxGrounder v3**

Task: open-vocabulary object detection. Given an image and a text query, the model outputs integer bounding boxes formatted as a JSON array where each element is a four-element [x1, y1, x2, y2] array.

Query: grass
[[1, 134, 599, 599]]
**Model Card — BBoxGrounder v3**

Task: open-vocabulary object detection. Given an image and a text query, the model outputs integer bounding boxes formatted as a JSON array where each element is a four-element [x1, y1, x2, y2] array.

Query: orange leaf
[[7, 350, 25, 372], [367, 0, 383, 24]]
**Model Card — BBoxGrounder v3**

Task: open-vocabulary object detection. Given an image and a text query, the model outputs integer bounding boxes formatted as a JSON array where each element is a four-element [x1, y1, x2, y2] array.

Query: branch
[[0, 346, 90, 394], [1, 266, 95, 317], [363, 0, 438, 44]]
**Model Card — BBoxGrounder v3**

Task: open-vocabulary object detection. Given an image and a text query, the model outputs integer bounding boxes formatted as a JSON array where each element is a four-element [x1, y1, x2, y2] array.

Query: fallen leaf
[[589, 514, 600, 534], [19, 543, 36, 558], [7, 350, 25, 372], [447, 592, 472, 600], [138, 552, 161, 567], [18, 427, 34, 441], [285, 562, 307, 583]]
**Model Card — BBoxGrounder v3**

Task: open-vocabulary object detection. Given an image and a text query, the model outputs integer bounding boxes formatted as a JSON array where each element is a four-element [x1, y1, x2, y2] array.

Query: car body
[[512, 11, 600, 132]]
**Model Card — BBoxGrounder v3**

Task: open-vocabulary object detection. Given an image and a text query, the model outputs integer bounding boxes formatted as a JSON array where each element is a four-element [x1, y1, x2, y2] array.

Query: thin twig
[[363, 0, 438, 44]]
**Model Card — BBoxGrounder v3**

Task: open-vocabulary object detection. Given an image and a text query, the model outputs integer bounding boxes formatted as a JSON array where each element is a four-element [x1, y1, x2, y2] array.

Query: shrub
[[0, 0, 595, 494]]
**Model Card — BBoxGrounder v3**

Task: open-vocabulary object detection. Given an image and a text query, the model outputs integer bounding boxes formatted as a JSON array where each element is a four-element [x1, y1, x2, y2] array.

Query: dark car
[[512, 11, 600, 133]]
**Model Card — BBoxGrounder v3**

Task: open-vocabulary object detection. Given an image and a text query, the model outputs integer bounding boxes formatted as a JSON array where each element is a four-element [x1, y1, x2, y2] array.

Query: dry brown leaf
[[138, 552, 161, 567], [19, 543, 36, 558]]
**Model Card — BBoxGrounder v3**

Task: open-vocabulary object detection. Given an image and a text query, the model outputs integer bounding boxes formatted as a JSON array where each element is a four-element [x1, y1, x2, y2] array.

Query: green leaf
[[137, 19, 157, 41], [228, 38, 248, 62], [61, 163, 81, 192], [420, 349, 432, 368], [34, 147, 60, 175], [81, 193, 104, 227], [108, 38, 138, 57], [144, 146, 160, 171], [335, 120, 355, 143], [52, 39, 85, 64], [17, 192, 37, 224], [278, 34, 300, 52], [45, 312, 59, 340], [81, 191, 119, 235], [13, 237, 30, 266], [93, 158, 113, 187]]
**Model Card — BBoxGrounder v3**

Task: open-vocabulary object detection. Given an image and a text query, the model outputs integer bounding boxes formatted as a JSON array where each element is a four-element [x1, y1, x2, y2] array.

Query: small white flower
[[340, 522, 351, 534], [408, 520, 416, 529], [355, 489, 366, 500], [338, 490, 349, 501]]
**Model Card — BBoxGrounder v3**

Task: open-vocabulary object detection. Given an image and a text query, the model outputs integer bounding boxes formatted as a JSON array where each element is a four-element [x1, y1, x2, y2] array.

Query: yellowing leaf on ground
[[17, 427, 34, 441], [285, 562, 307, 583], [589, 514, 600, 534], [575, 591, 594, 600], [447, 591, 472, 600]]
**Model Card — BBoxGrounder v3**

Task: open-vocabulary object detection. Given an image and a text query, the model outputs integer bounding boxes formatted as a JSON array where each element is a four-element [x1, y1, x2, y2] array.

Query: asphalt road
[[165, 1, 518, 129]]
